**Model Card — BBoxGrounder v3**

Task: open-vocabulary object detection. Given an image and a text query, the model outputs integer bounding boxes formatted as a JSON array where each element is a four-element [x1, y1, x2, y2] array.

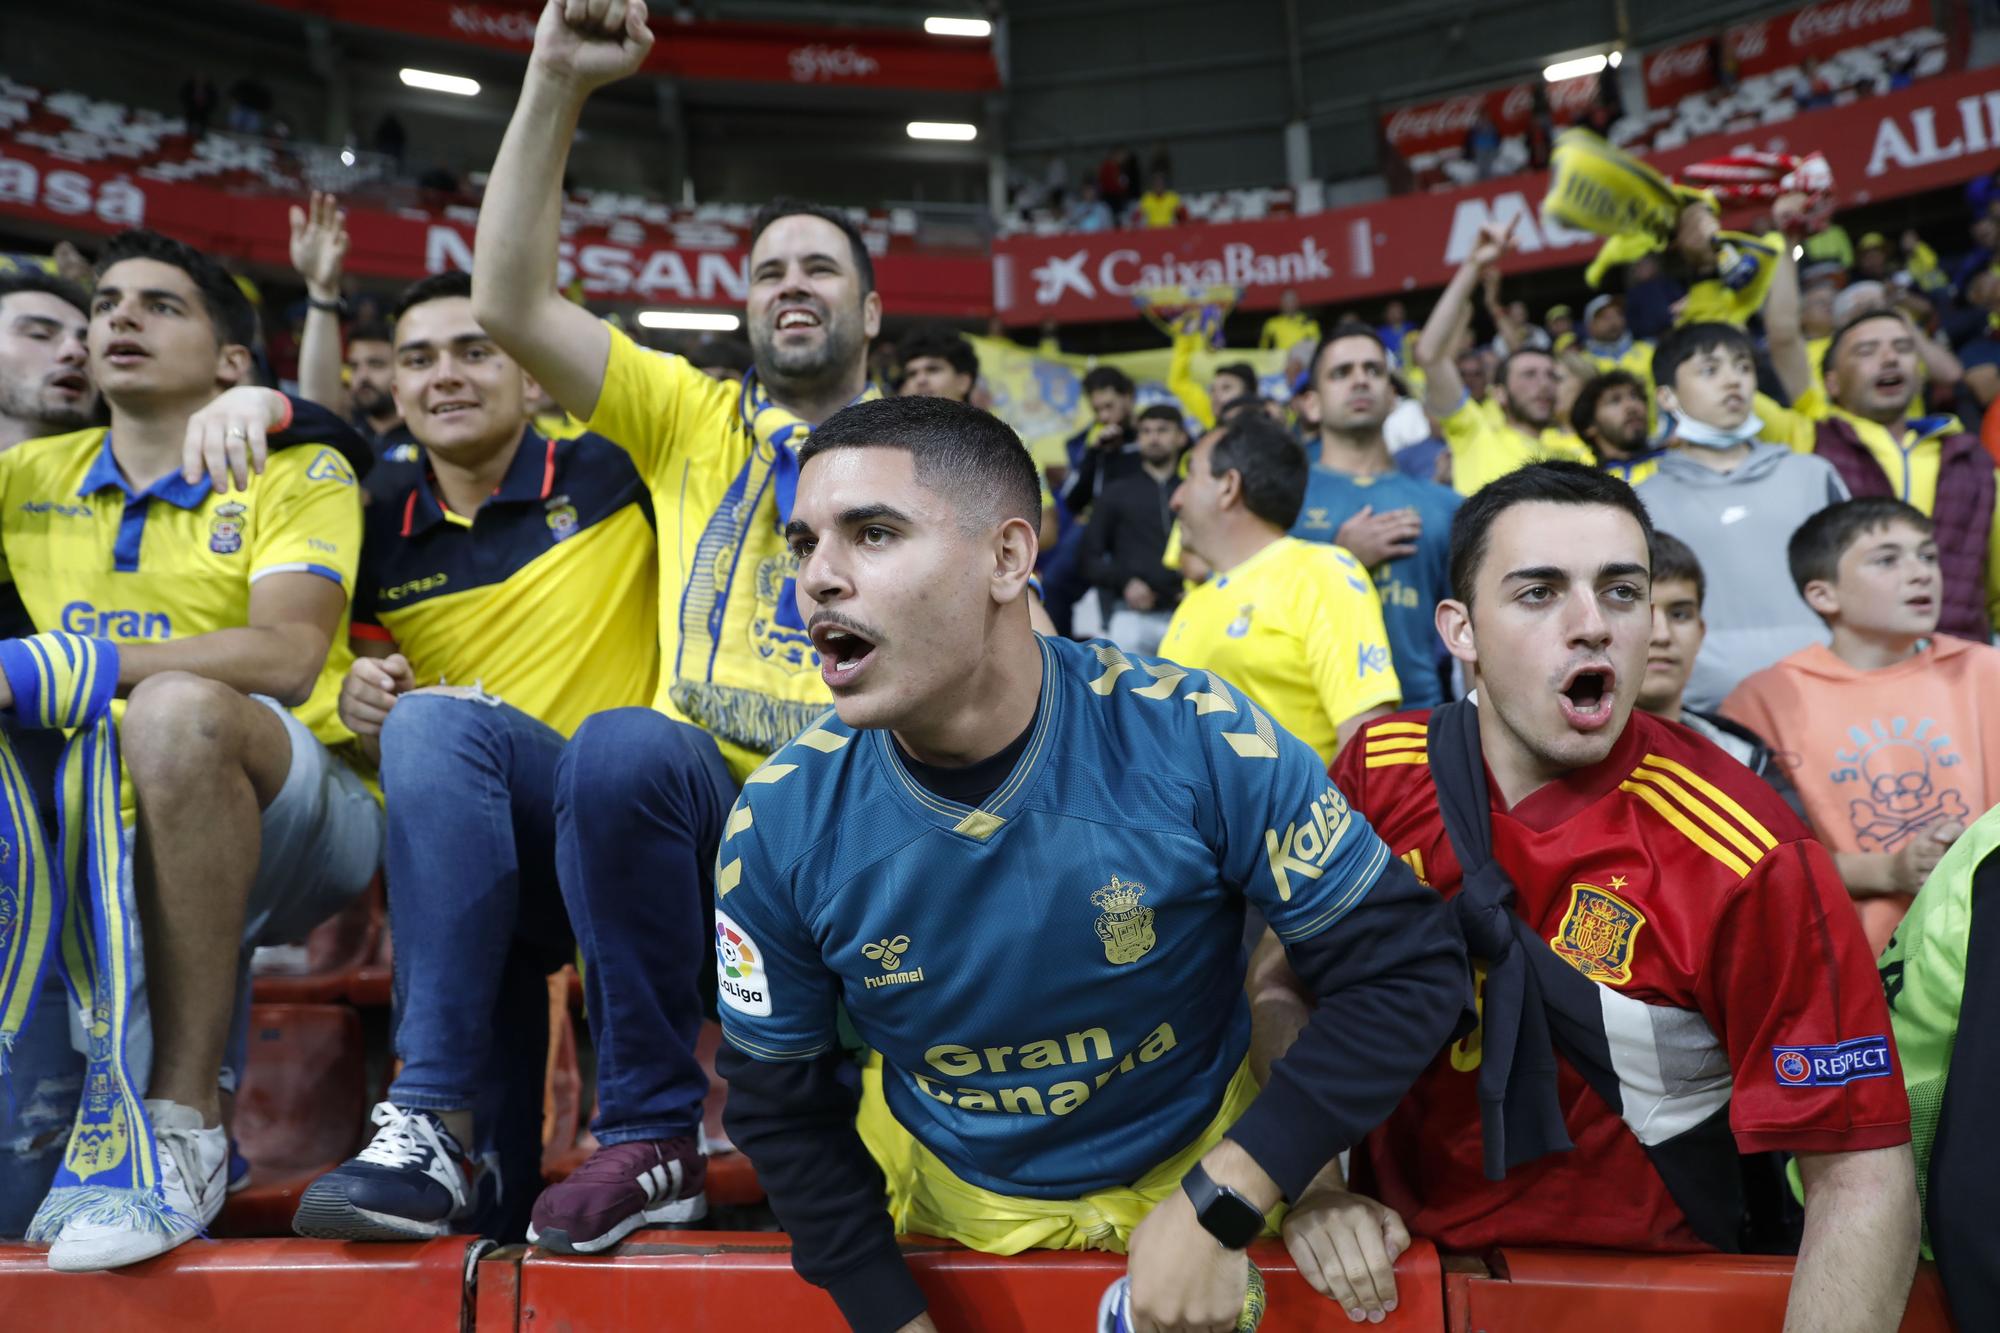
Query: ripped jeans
[[0, 971, 82, 1237]]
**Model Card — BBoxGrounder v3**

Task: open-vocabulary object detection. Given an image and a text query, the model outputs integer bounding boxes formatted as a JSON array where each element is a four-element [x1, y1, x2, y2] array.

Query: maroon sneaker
[[528, 1137, 707, 1253]]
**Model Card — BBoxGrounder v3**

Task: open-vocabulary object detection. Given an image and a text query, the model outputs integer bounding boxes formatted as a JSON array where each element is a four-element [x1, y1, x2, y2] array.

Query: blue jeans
[[0, 971, 81, 1238], [555, 709, 733, 1146], [381, 698, 725, 1151]]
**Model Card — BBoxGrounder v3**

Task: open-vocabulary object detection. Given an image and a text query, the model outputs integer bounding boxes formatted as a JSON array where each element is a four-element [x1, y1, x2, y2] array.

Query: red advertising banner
[[1726, 0, 1934, 77], [1394, 0, 1935, 158], [1380, 74, 1599, 158], [254, 0, 1000, 93], [0, 144, 991, 317], [999, 66, 2000, 324]]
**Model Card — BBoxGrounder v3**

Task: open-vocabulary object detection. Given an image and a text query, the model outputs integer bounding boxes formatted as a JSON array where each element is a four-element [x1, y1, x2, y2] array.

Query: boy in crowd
[[1163, 413, 1401, 766], [1725, 499, 2000, 953], [1635, 322, 1847, 711], [895, 324, 978, 403], [1634, 531, 1803, 818], [1290, 322, 1460, 708]]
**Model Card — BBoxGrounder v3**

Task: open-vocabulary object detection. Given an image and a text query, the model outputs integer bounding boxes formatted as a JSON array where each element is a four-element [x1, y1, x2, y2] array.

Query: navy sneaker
[[228, 1139, 252, 1194], [292, 1102, 474, 1241]]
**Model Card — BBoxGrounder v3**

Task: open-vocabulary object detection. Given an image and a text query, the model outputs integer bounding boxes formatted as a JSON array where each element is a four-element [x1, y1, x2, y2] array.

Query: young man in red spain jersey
[[1252, 462, 1917, 1331]]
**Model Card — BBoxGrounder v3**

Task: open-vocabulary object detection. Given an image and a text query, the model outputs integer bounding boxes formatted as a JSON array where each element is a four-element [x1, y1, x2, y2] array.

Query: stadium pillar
[[652, 79, 686, 203], [1281, 0, 1312, 186]]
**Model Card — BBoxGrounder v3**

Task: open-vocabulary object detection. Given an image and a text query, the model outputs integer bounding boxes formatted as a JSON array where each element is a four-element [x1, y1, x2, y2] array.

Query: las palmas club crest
[[1092, 875, 1156, 965]]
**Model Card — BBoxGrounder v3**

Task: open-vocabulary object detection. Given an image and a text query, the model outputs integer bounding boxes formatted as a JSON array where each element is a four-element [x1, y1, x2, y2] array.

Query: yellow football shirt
[[1259, 313, 1321, 353], [1137, 190, 1182, 227], [586, 327, 837, 782], [1440, 395, 1593, 496], [353, 430, 658, 739], [0, 428, 365, 800], [1159, 536, 1402, 765]]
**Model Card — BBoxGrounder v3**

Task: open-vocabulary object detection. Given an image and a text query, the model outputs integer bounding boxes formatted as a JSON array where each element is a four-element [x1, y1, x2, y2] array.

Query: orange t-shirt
[[1722, 637, 2000, 953]]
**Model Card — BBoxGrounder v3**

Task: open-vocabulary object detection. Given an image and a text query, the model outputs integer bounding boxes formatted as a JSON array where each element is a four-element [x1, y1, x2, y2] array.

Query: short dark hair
[[1652, 321, 1755, 393], [1217, 395, 1266, 422], [1136, 403, 1186, 433], [1570, 368, 1647, 449], [1214, 361, 1259, 398], [1787, 497, 1933, 596], [897, 323, 978, 379], [1648, 529, 1706, 607], [391, 270, 473, 326], [95, 229, 255, 349], [1205, 412, 1308, 530], [1822, 307, 1914, 380], [1448, 460, 1655, 606], [345, 319, 393, 348], [1081, 366, 1134, 397], [0, 268, 90, 319], [1305, 320, 1391, 384], [799, 395, 1040, 532], [750, 198, 876, 296]]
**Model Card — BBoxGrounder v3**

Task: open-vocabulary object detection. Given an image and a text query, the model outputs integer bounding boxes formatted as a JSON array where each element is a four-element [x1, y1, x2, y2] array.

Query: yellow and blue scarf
[[0, 634, 166, 1239]]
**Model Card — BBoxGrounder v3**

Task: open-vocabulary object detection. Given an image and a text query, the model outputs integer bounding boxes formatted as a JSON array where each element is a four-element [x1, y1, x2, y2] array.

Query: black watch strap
[[1181, 1161, 1264, 1250], [307, 296, 346, 314]]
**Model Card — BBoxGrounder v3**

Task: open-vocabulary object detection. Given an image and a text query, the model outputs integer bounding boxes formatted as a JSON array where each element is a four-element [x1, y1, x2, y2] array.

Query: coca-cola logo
[[1648, 42, 1711, 85], [1548, 75, 1598, 114], [1790, 0, 1913, 49], [1385, 95, 1486, 146], [788, 44, 882, 82], [1731, 20, 1771, 62], [449, 4, 538, 45]]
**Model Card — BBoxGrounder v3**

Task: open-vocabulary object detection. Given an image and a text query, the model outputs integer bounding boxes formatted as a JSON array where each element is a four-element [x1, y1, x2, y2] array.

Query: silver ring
[[226, 427, 247, 439]]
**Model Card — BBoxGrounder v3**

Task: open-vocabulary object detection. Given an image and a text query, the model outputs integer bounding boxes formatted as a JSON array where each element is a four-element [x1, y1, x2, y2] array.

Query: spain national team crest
[[1091, 875, 1156, 965], [209, 502, 246, 555], [1550, 880, 1646, 985], [545, 495, 579, 542]]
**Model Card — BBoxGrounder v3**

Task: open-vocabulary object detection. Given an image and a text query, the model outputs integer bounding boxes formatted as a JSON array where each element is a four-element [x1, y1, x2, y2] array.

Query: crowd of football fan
[[3, 3, 2000, 1331]]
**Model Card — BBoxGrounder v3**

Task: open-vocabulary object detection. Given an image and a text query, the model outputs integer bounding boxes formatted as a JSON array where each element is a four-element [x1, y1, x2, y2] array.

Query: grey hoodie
[[1636, 443, 1848, 711]]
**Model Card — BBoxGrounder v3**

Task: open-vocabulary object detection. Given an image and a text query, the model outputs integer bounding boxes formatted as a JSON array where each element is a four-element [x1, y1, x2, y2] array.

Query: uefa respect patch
[[1772, 1035, 1893, 1088]]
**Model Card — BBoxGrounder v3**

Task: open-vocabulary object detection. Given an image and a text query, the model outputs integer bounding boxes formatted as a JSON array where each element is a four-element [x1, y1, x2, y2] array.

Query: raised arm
[[291, 192, 350, 413], [1762, 224, 1815, 403], [470, 0, 654, 419], [1415, 219, 1514, 421]]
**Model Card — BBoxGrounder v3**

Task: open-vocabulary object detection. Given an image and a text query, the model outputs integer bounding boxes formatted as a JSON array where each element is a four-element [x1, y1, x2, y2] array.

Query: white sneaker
[[46, 1100, 227, 1272]]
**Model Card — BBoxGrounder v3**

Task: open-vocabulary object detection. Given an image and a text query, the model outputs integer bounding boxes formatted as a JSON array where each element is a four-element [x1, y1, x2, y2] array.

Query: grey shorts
[[240, 696, 384, 945]]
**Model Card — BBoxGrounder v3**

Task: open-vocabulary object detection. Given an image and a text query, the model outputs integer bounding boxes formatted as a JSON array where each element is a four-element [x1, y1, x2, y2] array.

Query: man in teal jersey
[[717, 393, 1469, 1333]]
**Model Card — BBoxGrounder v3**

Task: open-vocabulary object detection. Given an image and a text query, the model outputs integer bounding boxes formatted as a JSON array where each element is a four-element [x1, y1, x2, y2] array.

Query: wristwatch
[[307, 295, 346, 314], [1181, 1161, 1264, 1250]]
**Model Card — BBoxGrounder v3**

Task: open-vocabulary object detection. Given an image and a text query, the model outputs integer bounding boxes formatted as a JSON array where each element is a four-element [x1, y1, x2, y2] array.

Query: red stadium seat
[[1444, 1248, 1958, 1333], [214, 1003, 368, 1237], [516, 1231, 1447, 1331], [0, 1237, 486, 1330], [250, 877, 383, 1005], [695, 1021, 764, 1207]]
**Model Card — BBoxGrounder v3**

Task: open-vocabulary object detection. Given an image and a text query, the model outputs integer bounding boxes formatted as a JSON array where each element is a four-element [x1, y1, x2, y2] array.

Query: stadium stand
[[4, 0, 2000, 1327]]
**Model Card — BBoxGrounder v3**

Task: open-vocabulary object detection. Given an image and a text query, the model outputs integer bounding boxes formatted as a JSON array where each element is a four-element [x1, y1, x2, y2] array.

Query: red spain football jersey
[[1332, 707, 1911, 1252]]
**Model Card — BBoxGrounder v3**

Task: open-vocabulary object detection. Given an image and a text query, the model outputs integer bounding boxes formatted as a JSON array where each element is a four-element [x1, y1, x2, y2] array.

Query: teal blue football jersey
[[714, 633, 1395, 1198]]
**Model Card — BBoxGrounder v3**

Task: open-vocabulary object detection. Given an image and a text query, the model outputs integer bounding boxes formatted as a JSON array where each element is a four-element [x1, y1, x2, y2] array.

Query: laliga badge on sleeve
[[714, 909, 772, 1017]]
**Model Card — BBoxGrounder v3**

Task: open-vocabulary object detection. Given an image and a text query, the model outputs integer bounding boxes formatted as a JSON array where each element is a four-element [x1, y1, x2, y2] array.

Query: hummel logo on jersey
[[862, 933, 924, 990]]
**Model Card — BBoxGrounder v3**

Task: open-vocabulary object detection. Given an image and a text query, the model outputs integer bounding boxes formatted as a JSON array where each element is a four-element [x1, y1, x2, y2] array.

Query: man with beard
[[463, 0, 889, 1252], [1289, 323, 1460, 708], [1571, 369, 1662, 485], [1416, 221, 1592, 496], [0, 270, 96, 450]]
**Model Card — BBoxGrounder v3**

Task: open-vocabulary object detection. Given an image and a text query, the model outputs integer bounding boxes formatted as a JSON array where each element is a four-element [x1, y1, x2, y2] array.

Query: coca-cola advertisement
[[1644, 40, 1717, 106], [1727, 0, 1932, 77], [1381, 74, 1599, 157]]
